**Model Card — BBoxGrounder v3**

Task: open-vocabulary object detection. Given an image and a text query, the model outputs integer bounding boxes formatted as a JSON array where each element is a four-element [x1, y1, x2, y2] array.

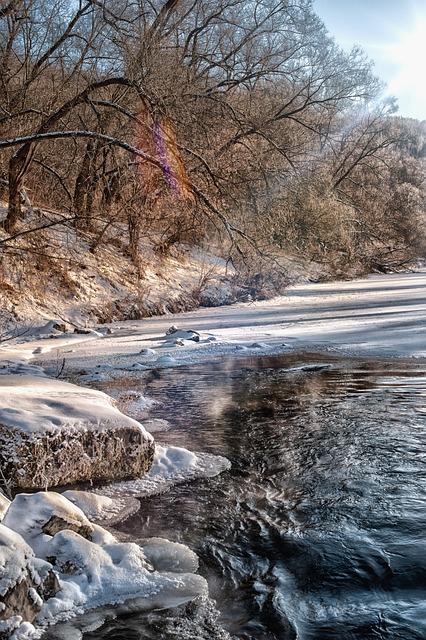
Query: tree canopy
[[0, 0, 425, 282]]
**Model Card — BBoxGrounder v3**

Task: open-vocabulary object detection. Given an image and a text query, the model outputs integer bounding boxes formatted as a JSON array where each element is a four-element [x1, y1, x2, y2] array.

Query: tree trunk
[[128, 209, 142, 265], [128, 192, 148, 265], [3, 142, 35, 234], [4, 157, 24, 234], [73, 139, 98, 230]]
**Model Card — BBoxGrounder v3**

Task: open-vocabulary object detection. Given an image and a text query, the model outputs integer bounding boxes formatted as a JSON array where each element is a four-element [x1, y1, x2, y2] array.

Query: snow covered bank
[[0, 492, 208, 639], [23, 270, 426, 382], [0, 321, 102, 366]]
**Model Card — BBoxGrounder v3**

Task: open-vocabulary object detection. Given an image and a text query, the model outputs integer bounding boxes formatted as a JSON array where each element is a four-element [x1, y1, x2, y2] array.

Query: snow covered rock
[[164, 329, 200, 344], [0, 524, 58, 634], [2, 493, 94, 559], [0, 493, 209, 638], [166, 325, 178, 335], [0, 375, 155, 490]]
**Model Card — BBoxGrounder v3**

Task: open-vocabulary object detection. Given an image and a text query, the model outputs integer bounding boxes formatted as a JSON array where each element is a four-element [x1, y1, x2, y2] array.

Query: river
[[82, 351, 426, 640]]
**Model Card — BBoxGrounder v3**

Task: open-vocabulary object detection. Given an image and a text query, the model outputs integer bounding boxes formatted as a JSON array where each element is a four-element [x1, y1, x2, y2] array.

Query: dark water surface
[[85, 353, 426, 640]]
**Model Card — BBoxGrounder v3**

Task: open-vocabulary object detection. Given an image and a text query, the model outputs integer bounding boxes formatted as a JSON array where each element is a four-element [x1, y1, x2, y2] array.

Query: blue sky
[[314, 0, 426, 121]]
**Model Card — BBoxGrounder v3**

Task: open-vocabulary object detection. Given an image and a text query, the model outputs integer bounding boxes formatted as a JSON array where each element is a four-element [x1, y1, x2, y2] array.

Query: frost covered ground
[[0, 269, 425, 638], [11, 268, 425, 374]]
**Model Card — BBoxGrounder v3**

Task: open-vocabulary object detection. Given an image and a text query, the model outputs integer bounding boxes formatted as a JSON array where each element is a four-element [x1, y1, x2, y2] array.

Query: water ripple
[[92, 355, 426, 640]]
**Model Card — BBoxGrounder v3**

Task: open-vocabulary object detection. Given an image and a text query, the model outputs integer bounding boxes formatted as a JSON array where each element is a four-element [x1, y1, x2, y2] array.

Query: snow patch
[[154, 355, 178, 366], [0, 363, 46, 378], [139, 348, 156, 356], [93, 445, 231, 500]]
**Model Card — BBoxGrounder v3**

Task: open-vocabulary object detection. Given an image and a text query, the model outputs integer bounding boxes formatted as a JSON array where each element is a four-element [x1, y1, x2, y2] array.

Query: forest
[[0, 0, 425, 316]]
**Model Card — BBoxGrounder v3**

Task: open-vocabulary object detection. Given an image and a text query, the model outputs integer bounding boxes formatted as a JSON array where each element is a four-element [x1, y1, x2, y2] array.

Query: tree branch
[[0, 0, 16, 18], [27, 2, 93, 83], [0, 130, 164, 170]]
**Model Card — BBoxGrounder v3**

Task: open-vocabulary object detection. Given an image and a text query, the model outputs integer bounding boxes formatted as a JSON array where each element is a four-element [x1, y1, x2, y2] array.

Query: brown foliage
[[0, 0, 424, 288]]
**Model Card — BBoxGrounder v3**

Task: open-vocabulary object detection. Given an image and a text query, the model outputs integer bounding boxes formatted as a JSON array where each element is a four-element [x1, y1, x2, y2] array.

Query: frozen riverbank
[[25, 269, 426, 378]]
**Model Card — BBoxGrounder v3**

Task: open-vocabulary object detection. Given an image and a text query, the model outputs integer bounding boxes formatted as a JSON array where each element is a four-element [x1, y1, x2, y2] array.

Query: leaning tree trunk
[[3, 146, 33, 234], [73, 139, 99, 231]]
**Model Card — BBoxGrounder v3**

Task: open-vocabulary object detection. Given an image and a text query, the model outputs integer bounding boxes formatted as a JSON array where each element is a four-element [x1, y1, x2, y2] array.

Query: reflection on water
[[86, 354, 426, 640]]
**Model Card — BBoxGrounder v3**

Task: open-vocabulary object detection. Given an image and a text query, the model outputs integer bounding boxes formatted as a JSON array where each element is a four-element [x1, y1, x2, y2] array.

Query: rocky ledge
[[0, 375, 155, 490]]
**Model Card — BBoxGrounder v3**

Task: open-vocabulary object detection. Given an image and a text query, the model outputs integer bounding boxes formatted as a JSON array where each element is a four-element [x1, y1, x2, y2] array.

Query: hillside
[[1, 0, 425, 326], [0, 203, 244, 328], [2, 195, 423, 335]]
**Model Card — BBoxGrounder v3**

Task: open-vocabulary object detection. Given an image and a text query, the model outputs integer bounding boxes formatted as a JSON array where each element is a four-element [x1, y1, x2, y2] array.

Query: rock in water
[[0, 376, 155, 490], [0, 492, 208, 638], [0, 523, 59, 631]]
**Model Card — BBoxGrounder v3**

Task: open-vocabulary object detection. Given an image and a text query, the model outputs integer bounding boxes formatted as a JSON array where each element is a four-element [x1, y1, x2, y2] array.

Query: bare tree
[[1, 0, 423, 281]]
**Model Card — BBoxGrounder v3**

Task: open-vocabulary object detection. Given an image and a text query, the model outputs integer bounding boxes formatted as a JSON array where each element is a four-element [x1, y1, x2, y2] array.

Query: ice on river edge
[[0, 438, 230, 639], [0, 324, 231, 639], [93, 444, 231, 500]]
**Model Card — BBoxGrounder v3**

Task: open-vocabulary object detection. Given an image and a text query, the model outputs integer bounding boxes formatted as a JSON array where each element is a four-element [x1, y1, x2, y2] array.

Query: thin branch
[[28, 2, 93, 83], [180, 145, 223, 190], [0, 108, 48, 125], [191, 183, 252, 256], [32, 159, 73, 202]]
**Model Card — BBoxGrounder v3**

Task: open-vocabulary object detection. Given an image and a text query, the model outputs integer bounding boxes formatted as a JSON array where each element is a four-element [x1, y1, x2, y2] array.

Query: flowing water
[[85, 353, 426, 640]]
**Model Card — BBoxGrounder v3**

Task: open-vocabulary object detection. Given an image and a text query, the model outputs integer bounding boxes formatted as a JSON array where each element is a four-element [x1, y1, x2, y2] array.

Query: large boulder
[[0, 375, 155, 490]]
